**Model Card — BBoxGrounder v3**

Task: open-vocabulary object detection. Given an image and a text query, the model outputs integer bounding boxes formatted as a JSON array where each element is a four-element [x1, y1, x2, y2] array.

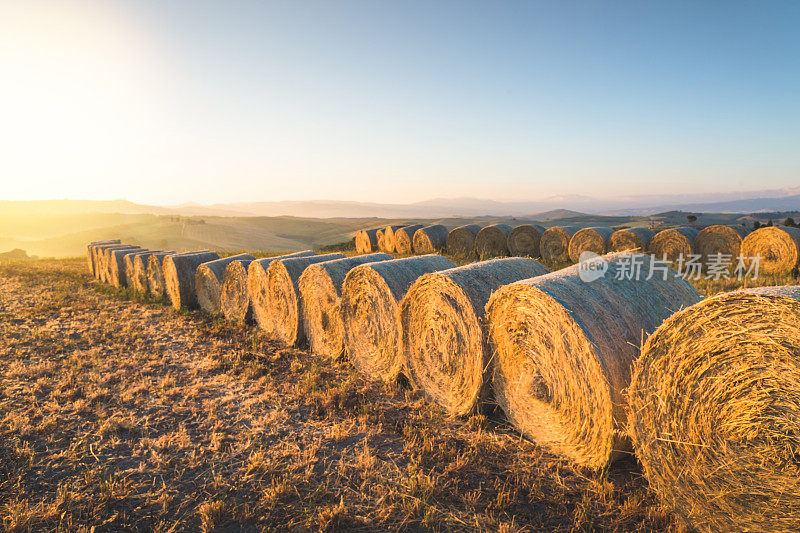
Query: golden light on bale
[[507, 224, 546, 257], [740, 226, 800, 276], [299, 253, 393, 358], [87, 240, 119, 276], [376, 228, 386, 252], [108, 246, 143, 287], [446, 224, 481, 257], [132, 251, 171, 294], [355, 229, 380, 254], [248, 251, 317, 331], [263, 253, 346, 344], [647, 227, 699, 264], [393, 224, 424, 255], [125, 250, 157, 292], [485, 253, 700, 469], [628, 286, 800, 532], [401, 258, 549, 416], [413, 224, 448, 254], [195, 254, 256, 316], [475, 224, 512, 258], [567, 227, 614, 263], [95, 244, 134, 283], [163, 251, 220, 309], [147, 251, 190, 297], [382, 225, 407, 253], [694, 225, 750, 264], [539, 226, 579, 263], [609, 227, 655, 253], [340, 255, 456, 382]]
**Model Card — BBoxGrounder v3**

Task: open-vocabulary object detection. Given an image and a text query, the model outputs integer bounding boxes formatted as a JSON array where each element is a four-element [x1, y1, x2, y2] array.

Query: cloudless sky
[[1, 0, 799, 205]]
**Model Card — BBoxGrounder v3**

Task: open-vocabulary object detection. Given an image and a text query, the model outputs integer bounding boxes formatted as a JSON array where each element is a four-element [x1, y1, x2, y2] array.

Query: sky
[[1, 0, 799, 205]]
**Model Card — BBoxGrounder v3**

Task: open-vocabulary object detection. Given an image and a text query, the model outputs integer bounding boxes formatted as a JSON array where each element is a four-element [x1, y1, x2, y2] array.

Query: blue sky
[[1, 0, 798, 204]]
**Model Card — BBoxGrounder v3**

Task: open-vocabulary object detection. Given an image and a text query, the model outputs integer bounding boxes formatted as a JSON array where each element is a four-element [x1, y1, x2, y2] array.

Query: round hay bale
[[507, 225, 546, 257], [475, 224, 512, 258], [446, 224, 481, 257], [341, 255, 456, 382], [393, 224, 424, 255], [647, 227, 699, 264], [694, 225, 750, 264], [485, 253, 701, 469], [163, 251, 220, 309], [376, 228, 386, 252], [567, 227, 614, 263], [94, 244, 135, 283], [382, 225, 407, 253], [740, 226, 800, 276], [125, 250, 158, 292], [413, 225, 448, 254], [195, 254, 256, 316], [539, 226, 579, 263], [401, 258, 550, 415], [609, 227, 655, 253], [87, 240, 119, 276], [108, 246, 143, 287], [263, 253, 346, 344], [222, 251, 314, 324], [628, 286, 800, 532], [299, 253, 393, 358], [132, 250, 170, 294], [147, 251, 188, 297], [355, 229, 380, 254], [247, 251, 317, 330]]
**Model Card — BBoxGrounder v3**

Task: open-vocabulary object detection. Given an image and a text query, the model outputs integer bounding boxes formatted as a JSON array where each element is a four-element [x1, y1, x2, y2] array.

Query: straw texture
[[195, 254, 255, 316], [393, 225, 424, 255], [341, 255, 456, 382], [95, 244, 136, 283], [539, 226, 579, 263], [446, 225, 481, 257], [413, 225, 448, 254], [382, 225, 408, 254], [567, 227, 614, 263], [475, 224, 512, 258], [147, 251, 188, 297], [694, 225, 750, 264], [507, 225, 546, 257], [401, 258, 549, 415], [87, 240, 119, 276], [485, 253, 700, 469], [108, 247, 143, 287], [132, 251, 170, 294], [248, 251, 317, 330], [163, 251, 220, 309], [355, 229, 380, 254], [647, 227, 699, 264], [299, 253, 393, 358], [609, 228, 655, 253], [740, 226, 800, 276], [125, 250, 157, 292], [628, 286, 800, 532]]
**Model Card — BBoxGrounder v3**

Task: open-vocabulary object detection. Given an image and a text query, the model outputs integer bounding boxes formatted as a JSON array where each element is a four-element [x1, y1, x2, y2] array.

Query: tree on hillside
[[686, 214, 697, 225], [754, 221, 762, 230], [767, 219, 774, 227], [786, 217, 796, 227]]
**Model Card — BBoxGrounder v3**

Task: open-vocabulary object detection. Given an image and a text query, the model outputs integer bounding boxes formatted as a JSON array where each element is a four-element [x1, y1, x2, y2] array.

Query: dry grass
[[0, 257, 684, 531]]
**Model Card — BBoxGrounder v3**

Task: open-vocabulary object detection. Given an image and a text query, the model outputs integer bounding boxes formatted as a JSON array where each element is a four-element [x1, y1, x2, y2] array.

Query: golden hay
[[376, 228, 386, 252], [108, 247, 143, 287], [163, 251, 220, 309], [248, 251, 317, 330], [446, 224, 481, 257], [412, 225, 448, 254], [485, 253, 700, 469], [539, 226, 579, 263], [125, 250, 156, 292], [400, 258, 549, 415], [694, 225, 750, 264], [567, 227, 614, 263], [263, 253, 346, 344], [475, 224, 512, 258], [95, 244, 136, 283], [609, 227, 655, 253], [647, 227, 699, 264], [393, 224, 424, 255], [147, 251, 188, 298], [628, 286, 800, 532], [132, 251, 171, 294], [195, 254, 256, 316], [87, 240, 119, 276], [382, 225, 408, 253], [355, 229, 380, 254], [299, 253, 393, 358], [507, 225, 546, 257], [740, 225, 800, 276], [340, 255, 456, 382]]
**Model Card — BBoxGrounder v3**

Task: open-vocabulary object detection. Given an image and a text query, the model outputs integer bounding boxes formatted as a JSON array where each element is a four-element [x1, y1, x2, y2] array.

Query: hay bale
[[740, 226, 800, 276], [94, 244, 135, 283], [380, 225, 406, 253], [195, 254, 256, 316], [485, 253, 700, 468], [413, 225, 448, 254], [401, 258, 549, 415], [163, 251, 220, 309], [694, 225, 750, 264], [609, 227, 655, 253], [147, 251, 184, 297], [299, 253, 393, 358], [393, 224, 424, 255], [132, 250, 171, 294], [446, 224, 481, 257], [647, 227, 699, 264], [507, 225, 546, 257], [262, 253, 346, 344], [109, 247, 145, 287], [87, 240, 119, 276], [539, 226, 579, 263], [125, 250, 159, 292], [376, 228, 386, 252], [341, 255, 456, 382], [567, 227, 614, 263], [628, 286, 800, 532], [355, 229, 380, 254], [475, 224, 512, 258], [222, 251, 314, 324], [247, 251, 317, 329]]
